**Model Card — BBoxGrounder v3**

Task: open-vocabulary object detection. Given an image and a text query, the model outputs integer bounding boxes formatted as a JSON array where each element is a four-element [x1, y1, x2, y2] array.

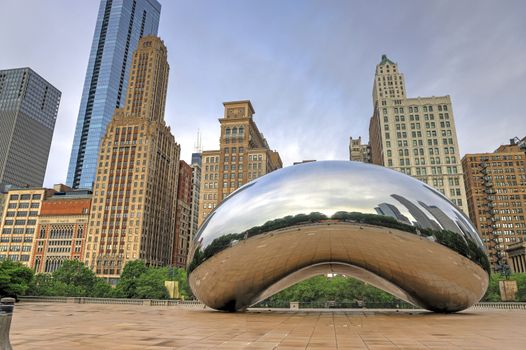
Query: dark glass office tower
[[0, 68, 61, 187], [66, 0, 161, 189]]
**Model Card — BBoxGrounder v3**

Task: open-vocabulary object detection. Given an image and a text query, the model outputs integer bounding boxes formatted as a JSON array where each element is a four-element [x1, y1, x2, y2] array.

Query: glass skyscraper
[[0, 68, 61, 188], [66, 0, 161, 189]]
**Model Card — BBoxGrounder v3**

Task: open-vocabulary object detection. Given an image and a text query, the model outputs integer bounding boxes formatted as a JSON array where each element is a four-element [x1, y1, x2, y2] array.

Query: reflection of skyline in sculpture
[[390, 194, 442, 231], [188, 161, 488, 313], [418, 201, 461, 234], [375, 203, 411, 225], [421, 185, 482, 244]]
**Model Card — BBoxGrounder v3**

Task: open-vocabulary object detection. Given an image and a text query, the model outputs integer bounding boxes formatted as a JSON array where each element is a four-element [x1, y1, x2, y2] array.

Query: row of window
[[6, 202, 39, 209], [223, 147, 245, 154], [386, 121, 452, 130], [3, 219, 37, 226], [467, 155, 524, 162], [0, 236, 32, 243], [0, 245, 32, 252], [9, 194, 41, 200], [5, 211, 38, 217], [0, 255, 30, 261], [2, 228, 34, 234]]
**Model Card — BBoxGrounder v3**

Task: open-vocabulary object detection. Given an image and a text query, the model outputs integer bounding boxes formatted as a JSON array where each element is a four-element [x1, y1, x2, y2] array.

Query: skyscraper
[[173, 160, 192, 268], [199, 101, 282, 226], [0, 68, 61, 187], [85, 36, 180, 282], [67, 0, 161, 190], [366, 55, 468, 213], [462, 140, 526, 271], [189, 150, 201, 251]]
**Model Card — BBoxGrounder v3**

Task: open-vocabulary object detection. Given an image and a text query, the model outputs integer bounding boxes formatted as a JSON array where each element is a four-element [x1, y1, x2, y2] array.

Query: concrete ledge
[[17, 297, 526, 310]]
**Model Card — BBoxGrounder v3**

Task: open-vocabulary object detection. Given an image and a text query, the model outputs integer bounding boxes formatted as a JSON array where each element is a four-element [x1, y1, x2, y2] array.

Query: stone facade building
[[366, 55, 468, 212], [199, 101, 282, 226], [173, 160, 192, 268], [506, 242, 526, 274], [349, 136, 371, 162], [84, 36, 180, 282], [0, 187, 55, 265], [32, 187, 91, 273], [462, 142, 526, 271]]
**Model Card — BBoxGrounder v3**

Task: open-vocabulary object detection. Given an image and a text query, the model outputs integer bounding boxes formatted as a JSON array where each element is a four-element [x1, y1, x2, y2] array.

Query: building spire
[[380, 54, 395, 65], [194, 129, 202, 153]]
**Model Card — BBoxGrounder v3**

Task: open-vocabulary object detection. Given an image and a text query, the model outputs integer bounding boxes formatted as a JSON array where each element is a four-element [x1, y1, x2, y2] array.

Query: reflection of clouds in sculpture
[[189, 161, 489, 313]]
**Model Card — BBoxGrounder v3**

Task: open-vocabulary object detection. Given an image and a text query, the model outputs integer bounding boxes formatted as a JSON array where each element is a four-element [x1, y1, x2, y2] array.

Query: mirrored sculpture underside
[[188, 161, 489, 312]]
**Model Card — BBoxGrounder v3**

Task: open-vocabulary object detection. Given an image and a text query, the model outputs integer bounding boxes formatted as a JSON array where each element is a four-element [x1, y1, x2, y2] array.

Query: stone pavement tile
[[244, 341, 281, 349], [10, 303, 526, 350], [216, 340, 254, 348]]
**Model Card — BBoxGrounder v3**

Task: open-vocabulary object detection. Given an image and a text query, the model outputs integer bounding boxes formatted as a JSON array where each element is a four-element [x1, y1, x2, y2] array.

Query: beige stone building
[[0, 192, 6, 223], [0, 187, 55, 265], [84, 36, 180, 282], [367, 55, 468, 212], [506, 242, 526, 273], [199, 101, 282, 226], [349, 136, 371, 162], [172, 160, 192, 268], [462, 142, 526, 271]]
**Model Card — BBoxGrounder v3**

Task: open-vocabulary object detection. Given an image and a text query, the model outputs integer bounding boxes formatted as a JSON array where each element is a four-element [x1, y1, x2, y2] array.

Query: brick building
[[462, 141, 526, 271], [32, 188, 91, 273]]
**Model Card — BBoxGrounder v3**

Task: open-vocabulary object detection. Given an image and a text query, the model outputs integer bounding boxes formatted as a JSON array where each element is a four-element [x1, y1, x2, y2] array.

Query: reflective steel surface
[[188, 161, 489, 312]]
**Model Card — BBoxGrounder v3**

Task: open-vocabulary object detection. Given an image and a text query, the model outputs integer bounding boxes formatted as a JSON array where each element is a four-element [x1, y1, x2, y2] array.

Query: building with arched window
[[199, 101, 282, 226]]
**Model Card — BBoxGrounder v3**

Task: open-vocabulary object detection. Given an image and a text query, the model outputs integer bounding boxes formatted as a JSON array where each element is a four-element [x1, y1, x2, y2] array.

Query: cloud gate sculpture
[[188, 161, 489, 313]]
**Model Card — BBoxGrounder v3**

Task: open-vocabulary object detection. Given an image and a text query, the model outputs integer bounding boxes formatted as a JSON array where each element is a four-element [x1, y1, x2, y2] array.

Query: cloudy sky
[[1, 0, 525, 187]]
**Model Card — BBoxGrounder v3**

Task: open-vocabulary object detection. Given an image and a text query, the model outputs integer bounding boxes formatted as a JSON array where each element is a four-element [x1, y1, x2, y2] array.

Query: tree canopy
[[0, 260, 34, 299]]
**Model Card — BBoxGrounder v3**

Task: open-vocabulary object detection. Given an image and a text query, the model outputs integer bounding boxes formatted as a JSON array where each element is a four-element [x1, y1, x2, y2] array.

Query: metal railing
[[18, 296, 205, 308], [470, 302, 526, 310], [16, 297, 526, 310]]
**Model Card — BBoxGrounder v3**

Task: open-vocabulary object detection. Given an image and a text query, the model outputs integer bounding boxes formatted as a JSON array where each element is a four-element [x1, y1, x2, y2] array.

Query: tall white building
[[368, 55, 468, 213]]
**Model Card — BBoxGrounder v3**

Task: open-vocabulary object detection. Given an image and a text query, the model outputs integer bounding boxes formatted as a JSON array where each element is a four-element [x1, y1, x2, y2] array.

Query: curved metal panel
[[188, 161, 489, 312]]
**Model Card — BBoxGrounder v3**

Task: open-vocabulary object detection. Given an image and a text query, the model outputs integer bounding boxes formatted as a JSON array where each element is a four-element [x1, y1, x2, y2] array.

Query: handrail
[[16, 297, 526, 310]]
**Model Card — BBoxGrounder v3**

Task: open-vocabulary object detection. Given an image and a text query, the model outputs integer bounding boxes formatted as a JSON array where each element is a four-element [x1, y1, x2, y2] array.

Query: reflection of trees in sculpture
[[189, 211, 490, 274], [418, 227, 490, 273]]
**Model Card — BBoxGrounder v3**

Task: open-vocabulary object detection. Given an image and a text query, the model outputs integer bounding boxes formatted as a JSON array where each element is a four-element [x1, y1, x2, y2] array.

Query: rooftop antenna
[[194, 129, 202, 153]]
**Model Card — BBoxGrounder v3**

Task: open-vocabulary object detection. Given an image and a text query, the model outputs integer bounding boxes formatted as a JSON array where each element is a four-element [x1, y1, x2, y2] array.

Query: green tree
[[167, 267, 192, 298], [265, 275, 399, 307], [513, 273, 526, 301], [52, 260, 97, 294], [114, 260, 148, 298], [28, 260, 112, 297], [0, 260, 34, 299], [91, 278, 114, 298], [134, 267, 170, 299]]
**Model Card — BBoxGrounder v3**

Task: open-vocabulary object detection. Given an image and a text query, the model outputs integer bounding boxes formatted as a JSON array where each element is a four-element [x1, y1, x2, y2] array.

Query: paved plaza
[[10, 303, 526, 349]]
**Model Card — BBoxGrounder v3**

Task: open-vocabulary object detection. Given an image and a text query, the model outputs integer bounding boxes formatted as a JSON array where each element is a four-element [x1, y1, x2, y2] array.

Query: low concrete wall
[[17, 297, 526, 310], [470, 302, 526, 310], [18, 296, 205, 308]]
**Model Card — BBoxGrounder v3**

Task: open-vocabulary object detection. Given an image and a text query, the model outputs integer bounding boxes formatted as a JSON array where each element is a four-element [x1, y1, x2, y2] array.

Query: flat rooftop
[[11, 303, 526, 349]]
